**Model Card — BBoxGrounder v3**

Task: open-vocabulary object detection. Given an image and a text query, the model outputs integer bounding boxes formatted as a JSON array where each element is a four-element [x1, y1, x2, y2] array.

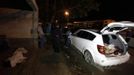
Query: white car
[[70, 21, 134, 67]]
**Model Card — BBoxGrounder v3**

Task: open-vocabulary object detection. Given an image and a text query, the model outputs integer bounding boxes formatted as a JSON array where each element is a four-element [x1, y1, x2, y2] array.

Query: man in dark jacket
[[51, 24, 62, 53]]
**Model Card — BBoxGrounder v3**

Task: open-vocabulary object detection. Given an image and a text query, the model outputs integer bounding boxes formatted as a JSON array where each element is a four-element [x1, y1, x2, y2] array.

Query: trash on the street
[[7, 47, 28, 68], [104, 44, 117, 54]]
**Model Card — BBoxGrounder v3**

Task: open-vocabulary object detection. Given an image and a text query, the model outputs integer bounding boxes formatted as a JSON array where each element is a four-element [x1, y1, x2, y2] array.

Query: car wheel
[[84, 50, 94, 64]]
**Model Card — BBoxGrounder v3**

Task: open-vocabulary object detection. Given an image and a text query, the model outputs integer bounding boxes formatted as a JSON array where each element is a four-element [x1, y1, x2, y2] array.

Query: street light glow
[[64, 10, 69, 25], [64, 11, 69, 16]]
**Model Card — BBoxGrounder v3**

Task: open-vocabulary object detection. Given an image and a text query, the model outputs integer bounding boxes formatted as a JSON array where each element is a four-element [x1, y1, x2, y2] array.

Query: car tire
[[84, 50, 94, 64]]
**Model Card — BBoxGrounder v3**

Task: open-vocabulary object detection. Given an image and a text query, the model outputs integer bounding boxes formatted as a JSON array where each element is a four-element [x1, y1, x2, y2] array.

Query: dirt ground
[[1, 38, 134, 75]]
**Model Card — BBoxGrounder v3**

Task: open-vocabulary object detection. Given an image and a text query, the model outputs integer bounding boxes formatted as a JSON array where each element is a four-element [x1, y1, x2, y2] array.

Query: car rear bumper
[[98, 52, 130, 66]]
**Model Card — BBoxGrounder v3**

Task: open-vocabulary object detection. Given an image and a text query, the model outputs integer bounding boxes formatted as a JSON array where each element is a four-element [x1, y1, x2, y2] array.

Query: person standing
[[37, 22, 46, 48], [51, 24, 62, 53], [64, 28, 72, 48]]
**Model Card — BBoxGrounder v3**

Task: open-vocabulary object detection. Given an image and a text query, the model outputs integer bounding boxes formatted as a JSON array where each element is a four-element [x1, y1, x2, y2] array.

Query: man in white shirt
[[37, 22, 46, 48]]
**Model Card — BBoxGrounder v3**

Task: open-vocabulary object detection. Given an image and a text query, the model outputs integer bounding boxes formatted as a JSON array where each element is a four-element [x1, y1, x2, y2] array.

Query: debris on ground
[[104, 44, 117, 54], [5, 47, 28, 68]]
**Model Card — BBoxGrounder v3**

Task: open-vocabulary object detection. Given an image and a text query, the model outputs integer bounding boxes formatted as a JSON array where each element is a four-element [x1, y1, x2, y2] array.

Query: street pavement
[[0, 40, 72, 75], [63, 46, 134, 75], [0, 38, 134, 75]]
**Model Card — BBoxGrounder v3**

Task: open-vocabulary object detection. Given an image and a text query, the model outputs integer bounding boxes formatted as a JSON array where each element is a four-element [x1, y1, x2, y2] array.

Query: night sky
[[0, 0, 134, 21], [98, 0, 134, 20], [0, 0, 32, 10]]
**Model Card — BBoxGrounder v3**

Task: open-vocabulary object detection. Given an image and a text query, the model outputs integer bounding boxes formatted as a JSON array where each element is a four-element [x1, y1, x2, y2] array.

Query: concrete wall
[[0, 8, 33, 38]]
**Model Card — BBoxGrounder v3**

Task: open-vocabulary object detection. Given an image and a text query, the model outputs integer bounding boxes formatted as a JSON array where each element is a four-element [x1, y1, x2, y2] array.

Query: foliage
[[37, 0, 100, 22]]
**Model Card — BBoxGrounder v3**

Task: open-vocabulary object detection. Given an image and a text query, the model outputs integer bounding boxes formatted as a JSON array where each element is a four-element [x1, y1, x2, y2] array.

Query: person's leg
[[39, 35, 46, 48], [55, 39, 60, 52], [52, 38, 60, 53], [65, 38, 71, 48]]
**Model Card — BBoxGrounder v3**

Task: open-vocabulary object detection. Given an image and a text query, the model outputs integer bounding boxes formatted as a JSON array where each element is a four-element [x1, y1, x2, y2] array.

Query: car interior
[[103, 34, 124, 55]]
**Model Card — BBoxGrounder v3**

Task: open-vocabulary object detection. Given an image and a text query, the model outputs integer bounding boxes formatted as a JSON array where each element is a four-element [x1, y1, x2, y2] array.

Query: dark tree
[[37, 0, 100, 23]]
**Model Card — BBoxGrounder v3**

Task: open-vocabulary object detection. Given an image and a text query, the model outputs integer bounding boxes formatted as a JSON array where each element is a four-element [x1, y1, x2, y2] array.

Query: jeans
[[38, 35, 46, 48], [65, 38, 71, 47]]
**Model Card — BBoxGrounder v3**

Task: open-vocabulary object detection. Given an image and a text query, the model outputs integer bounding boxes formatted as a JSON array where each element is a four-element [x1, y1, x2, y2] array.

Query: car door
[[78, 30, 96, 52], [71, 30, 96, 52], [74, 31, 89, 52], [70, 30, 83, 50]]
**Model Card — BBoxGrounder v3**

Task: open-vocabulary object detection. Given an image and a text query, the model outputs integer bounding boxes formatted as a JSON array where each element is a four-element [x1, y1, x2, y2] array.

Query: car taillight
[[97, 45, 105, 54]]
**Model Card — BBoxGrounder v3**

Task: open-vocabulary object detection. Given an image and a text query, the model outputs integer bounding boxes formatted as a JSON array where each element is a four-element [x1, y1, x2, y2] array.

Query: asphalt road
[[1, 40, 133, 75], [63, 45, 134, 75]]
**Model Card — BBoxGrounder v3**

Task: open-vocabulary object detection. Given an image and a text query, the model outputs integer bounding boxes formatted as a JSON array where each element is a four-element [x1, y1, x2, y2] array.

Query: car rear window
[[76, 31, 96, 40], [109, 27, 125, 31]]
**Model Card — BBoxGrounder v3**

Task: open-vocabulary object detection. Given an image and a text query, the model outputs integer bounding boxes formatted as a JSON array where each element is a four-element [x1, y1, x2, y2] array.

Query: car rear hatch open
[[102, 34, 127, 56], [100, 21, 134, 56], [100, 21, 134, 34]]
